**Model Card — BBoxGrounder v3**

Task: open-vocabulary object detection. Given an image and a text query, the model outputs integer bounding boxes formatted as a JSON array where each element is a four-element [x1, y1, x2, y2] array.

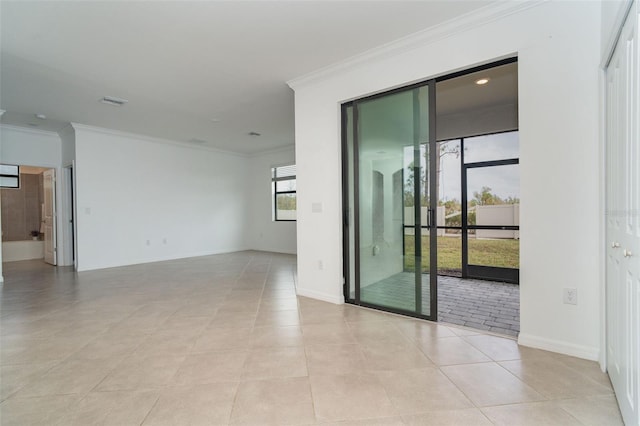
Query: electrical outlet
[[163, 238, 167, 244], [563, 288, 577, 305], [318, 260, 324, 270], [146, 239, 150, 246]]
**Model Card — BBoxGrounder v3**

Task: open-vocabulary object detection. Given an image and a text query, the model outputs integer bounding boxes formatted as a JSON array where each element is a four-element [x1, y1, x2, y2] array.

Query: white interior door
[[606, 2, 639, 425], [43, 169, 57, 265]]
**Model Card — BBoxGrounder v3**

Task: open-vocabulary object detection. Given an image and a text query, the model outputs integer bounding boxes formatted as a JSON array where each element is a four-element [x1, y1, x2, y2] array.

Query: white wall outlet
[[563, 288, 577, 305], [318, 260, 324, 270], [162, 238, 167, 244], [146, 239, 150, 246]]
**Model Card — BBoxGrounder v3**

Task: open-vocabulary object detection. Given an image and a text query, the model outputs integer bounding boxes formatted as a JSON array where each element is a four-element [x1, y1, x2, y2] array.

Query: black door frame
[[462, 155, 520, 284], [342, 57, 519, 320]]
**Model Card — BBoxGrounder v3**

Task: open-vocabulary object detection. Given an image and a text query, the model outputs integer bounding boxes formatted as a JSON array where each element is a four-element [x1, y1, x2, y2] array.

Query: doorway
[[343, 58, 520, 332], [0, 165, 57, 265], [342, 81, 437, 320], [605, 1, 639, 424]]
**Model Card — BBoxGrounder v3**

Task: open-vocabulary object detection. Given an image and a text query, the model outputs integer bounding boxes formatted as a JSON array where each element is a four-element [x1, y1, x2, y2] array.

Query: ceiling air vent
[[100, 96, 128, 106]]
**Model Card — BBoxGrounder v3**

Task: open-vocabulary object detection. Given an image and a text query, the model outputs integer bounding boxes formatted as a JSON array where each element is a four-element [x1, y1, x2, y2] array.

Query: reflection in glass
[[357, 85, 430, 315]]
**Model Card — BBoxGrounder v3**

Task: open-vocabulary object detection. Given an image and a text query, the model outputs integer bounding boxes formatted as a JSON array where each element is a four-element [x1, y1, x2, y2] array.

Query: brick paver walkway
[[437, 275, 519, 336], [360, 273, 519, 336]]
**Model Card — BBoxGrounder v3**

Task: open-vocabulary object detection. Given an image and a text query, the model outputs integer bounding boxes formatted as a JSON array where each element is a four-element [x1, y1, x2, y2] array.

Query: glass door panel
[[355, 84, 431, 316]]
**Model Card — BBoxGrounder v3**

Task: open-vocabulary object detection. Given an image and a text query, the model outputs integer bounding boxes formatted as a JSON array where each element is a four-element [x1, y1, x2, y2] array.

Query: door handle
[[427, 209, 433, 228]]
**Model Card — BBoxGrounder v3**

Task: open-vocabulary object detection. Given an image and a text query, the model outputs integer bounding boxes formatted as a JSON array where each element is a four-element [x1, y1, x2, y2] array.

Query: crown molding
[[0, 123, 61, 138], [247, 144, 295, 158], [288, 0, 545, 90], [70, 123, 249, 158]]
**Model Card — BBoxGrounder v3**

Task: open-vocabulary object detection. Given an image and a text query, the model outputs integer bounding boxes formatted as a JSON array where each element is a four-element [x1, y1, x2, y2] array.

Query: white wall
[[246, 147, 297, 254], [60, 124, 76, 166], [73, 124, 249, 271], [0, 125, 71, 266], [290, 1, 603, 359]]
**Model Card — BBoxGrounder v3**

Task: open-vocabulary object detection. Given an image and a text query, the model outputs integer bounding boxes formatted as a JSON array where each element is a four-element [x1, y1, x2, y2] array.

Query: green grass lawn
[[404, 235, 519, 272]]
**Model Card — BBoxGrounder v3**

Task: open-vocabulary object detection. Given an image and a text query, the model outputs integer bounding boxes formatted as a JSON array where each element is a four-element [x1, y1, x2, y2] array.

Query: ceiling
[[436, 61, 518, 117], [0, 1, 499, 155]]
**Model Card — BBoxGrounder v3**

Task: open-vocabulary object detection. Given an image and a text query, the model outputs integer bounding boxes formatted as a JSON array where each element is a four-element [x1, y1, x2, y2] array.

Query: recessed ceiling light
[[248, 132, 261, 137], [475, 78, 490, 85], [100, 96, 128, 106], [35, 114, 46, 120]]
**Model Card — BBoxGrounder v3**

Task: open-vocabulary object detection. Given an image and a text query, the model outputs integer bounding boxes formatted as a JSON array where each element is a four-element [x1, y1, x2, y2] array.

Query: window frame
[[0, 164, 20, 189], [272, 164, 296, 222]]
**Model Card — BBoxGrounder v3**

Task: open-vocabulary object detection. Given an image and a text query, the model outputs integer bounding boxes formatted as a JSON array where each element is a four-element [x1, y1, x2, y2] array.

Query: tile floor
[[0, 252, 622, 425]]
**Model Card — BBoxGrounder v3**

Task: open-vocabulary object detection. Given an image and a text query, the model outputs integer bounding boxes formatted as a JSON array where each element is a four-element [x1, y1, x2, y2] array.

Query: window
[[272, 164, 296, 221], [0, 164, 20, 188]]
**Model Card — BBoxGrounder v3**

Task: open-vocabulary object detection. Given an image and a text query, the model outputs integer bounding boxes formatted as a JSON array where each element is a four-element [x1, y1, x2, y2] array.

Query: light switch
[[312, 202, 323, 213]]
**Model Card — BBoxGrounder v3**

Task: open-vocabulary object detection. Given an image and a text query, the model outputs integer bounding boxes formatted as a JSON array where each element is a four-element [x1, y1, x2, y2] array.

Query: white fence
[[403, 204, 519, 239], [476, 204, 519, 239]]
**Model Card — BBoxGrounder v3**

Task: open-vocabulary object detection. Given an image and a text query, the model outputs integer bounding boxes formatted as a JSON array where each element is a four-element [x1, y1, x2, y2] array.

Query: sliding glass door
[[343, 81, 437, 320]]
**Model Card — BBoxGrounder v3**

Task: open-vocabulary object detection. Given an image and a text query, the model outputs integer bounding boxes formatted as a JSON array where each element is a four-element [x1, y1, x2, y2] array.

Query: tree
[[403, 161, 428, 207], [405, 142, 460, 208], [470, 187, 519, 206], [277, 194, 296, 210], [471, 186, 503, 206]]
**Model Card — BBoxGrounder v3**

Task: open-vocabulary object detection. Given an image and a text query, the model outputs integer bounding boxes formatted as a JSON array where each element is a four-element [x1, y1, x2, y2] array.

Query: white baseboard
[[296, 287, 344, 305], [518, 333, 600, 361], [76, 247, 249, 272]]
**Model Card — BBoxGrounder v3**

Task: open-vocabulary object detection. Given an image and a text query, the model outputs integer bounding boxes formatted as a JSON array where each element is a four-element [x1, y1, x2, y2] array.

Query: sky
[[403, 131, 520, 203]]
